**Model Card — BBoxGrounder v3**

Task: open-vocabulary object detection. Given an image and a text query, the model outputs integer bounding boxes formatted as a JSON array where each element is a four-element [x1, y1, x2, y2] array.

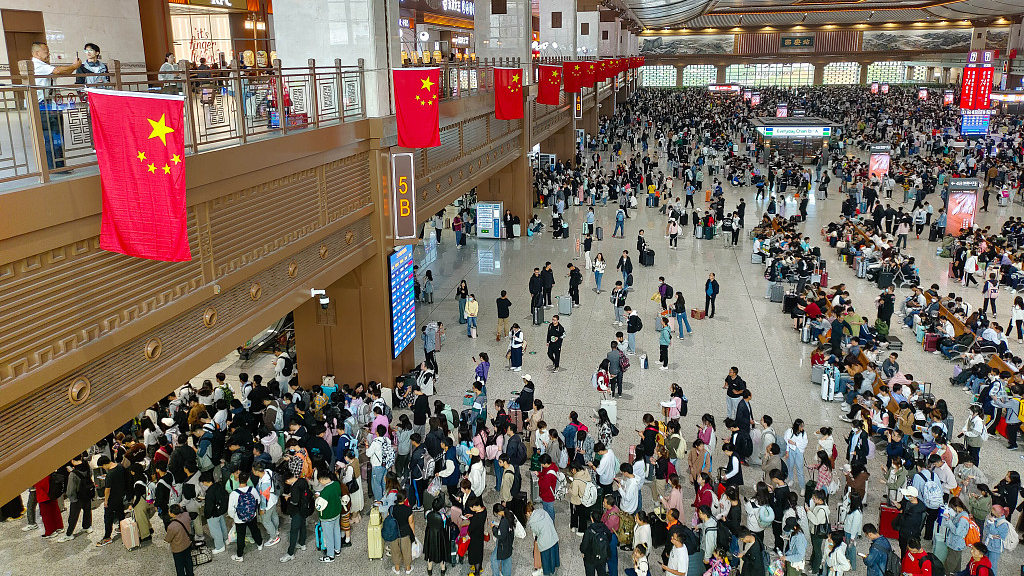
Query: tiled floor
[[3, 147, 1023, 576]]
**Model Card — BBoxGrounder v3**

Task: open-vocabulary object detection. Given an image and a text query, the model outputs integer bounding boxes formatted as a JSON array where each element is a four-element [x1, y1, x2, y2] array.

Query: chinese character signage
[[780, 36, 814, 48], [389, 246, 416, 358]]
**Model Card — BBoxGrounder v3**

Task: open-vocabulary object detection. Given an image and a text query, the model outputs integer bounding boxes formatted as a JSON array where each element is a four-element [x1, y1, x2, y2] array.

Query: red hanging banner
[[494, 67, 524, 120], [89, 89, 191, 262], [563, 61, 584, 93], [537, 64, 562, 105], [393, 68, 441, 148]]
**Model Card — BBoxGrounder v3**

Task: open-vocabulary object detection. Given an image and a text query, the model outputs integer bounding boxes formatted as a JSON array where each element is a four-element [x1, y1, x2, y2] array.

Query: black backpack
[[921, 553, 946, 576], [281, 355, 294, 377], [587, 524, 611, 562], [679, 525, 700, 552], [75, 470, 95, 502], [48, 471, 67, 500], [664, 284, 674, 299]]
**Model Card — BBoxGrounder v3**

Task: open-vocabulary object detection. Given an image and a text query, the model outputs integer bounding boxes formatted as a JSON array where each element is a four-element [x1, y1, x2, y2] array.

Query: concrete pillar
[[859, 62, 870, 85], [479, 149, 533, 223], [598, 18, 620, 57], [970, 27, 987, 50], [538, 0, 578, 59], [716, 64, 727, 83], [577, 10, 599, 59], [474, 0, 532, 72], [273, 0, 399, 117], [676, 66, 685, 87], [812, 63, 824, 85], [540, 122, 577, 164]]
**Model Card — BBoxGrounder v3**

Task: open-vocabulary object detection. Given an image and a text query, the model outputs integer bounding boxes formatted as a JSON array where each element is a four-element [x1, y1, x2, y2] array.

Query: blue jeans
[[627, 333, 636, 353], [491, 547, 512, 576], [372, 465, 386, 502], [493, 460, 503, 491], [542, 501, 555, 521], [455, 231, 463, 245], [595, 272, 603, 292], [622, 271, 629, 285], [458, 299, 467, 323], [467, 316, 477, 336], [613, 221, 624, 237], [675, 312, 691, 336], [787, 449, 805, 485], [320, 515, 341, 557]]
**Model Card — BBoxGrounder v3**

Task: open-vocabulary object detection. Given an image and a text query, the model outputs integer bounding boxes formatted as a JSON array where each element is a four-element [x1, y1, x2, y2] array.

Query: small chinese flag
[[494, 67, 523, 120], [89, 89, 190, 262], [537, 65, 561, 105], [563, 61, 583, 93], [393, 68, 441, 148]]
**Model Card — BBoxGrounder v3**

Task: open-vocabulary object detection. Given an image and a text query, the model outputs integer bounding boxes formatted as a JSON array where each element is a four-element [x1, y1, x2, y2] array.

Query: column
[[676, 65, 685, 87], [272, 0, 399, 117], [478, 148, 532, 223], [475, 0, 532, 69], [859, 62, 870, 85], [540, 123, 577, 164], [577, 9, 599, 59], [539, 0, 578, 60], [812, 63, 824, 85], [599, 16, 620, 57], [716, 64, 727, 83]]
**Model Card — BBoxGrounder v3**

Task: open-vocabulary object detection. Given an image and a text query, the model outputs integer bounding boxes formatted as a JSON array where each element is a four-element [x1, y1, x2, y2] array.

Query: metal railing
[[402, 58, 522, 101], [0, 58, 366, 188]]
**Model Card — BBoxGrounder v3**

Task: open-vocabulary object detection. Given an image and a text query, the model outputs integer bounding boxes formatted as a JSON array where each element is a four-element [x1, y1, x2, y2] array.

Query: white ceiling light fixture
[[418, 31, 430, 41]]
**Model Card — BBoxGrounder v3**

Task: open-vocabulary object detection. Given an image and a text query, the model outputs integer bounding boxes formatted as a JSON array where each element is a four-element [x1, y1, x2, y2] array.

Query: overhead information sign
[[389, 245, 416, 358]]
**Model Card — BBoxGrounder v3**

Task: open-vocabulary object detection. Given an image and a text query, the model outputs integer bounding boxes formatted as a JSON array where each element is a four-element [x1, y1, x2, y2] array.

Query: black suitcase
[[532, 306, 544, 325], [562, 226, 569, 239], [783, 294, 798, 314], [650, 515, 668, 548], [644, 249, 655, 266]]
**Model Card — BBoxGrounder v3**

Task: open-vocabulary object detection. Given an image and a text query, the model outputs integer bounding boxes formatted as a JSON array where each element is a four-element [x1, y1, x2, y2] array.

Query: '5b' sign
[[392, 153, 417, 239]]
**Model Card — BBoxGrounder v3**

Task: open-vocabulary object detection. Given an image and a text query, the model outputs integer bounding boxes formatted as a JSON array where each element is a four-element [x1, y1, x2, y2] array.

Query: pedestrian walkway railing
[[0, 58, 366, 188], [401, 57, 523, 101]]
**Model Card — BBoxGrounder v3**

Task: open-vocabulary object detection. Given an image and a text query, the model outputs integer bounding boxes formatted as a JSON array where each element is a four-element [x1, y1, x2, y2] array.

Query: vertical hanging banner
[[563, 61, 583, 93], [594, 59, 606, 82], [946, 178, 980, 236], [89, 89, 190, 262], [537, 64, 562, 105], [868, 144, 891, 181], [493, 67, 524, 120], [391, 152, 417, 239], [393, 67, 441, 148], [582, 61, 596, 87]]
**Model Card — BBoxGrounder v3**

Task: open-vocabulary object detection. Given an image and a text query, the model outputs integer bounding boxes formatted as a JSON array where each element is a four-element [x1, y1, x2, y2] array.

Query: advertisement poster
[[946, 178, 980, 236], [869, 152, 890, 181], [943, 90, 954, 105], [881, 83, 890, 94], [871, 82, 879, 94], [918, 87, 929, 100], [776, 103, 788, 117], [751, 92, 761, 106], [743, 89, 752, 100]]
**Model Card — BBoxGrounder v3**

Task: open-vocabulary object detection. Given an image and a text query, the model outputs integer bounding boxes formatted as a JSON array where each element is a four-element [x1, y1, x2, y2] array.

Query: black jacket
[[705, 279, 720, 297], [740, 538, 766, 576], [546, 323, 565, 347], [541, 268, 556, 290], [896, 500, 928, 538], [580, 520, 612, 563], [203, 482, 229, 518], [492, 515, 514, 560], [617, 256, 633, 274], [529, 274, 543, 296]]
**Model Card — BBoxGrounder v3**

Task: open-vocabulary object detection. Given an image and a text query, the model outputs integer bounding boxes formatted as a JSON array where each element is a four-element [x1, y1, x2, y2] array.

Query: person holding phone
[[74, 43, 109, 87]]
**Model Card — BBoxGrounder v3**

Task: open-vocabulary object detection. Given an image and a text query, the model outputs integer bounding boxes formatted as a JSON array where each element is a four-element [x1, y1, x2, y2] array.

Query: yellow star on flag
[[420, 77, 435, 91], [512, 73, 520, 83], [137, 151, 146, 161], [574, 65, 580, 71], [171, 154, 181, 165], [553, 71, 559, 77], [147, 163, 156, 173], [147, 114, 175, 146], [162, 164, 171, 174]]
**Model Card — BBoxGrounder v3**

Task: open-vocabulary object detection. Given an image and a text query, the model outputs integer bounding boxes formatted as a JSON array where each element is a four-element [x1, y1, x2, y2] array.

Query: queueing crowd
[[4, 86, 1024, 576]]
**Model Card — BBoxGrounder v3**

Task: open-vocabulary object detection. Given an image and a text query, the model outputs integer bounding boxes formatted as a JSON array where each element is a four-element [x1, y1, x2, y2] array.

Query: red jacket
[[964, 556, 994, 576], [902, 551, 931, 576], [538, 464, 558, 503]]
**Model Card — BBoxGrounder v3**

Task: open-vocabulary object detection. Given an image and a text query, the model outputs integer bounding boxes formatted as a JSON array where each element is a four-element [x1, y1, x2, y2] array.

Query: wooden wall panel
[[324, 152, 374, 225], [463, 117, 488, 153], [0, 213, 203, 384], [736, 33, 780, 55]]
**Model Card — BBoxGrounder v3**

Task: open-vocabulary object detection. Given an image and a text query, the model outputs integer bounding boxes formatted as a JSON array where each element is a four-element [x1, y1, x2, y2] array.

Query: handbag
[[346, 479, 360, 494], [513, 516, 527, 539]]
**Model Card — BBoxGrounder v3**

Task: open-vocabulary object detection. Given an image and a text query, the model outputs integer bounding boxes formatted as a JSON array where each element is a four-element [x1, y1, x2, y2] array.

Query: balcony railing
[[402, 58, 522, 101], [0, 58, 365, 189]]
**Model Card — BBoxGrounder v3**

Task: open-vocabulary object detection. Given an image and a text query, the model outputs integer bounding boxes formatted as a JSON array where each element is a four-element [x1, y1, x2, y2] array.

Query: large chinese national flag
[[582, 61, 596, 87], [89, 89, 190, 262], [595, 60, 606, 82], [563, 61, 584, 93], [393, 68, 441, 148], [537, 64, 562, 105], [494, 67, 524, 120]]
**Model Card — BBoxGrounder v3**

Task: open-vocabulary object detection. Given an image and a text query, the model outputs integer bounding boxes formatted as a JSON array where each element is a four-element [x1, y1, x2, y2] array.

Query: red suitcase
[[879, 503, 899, 539], [690, 308, 706, 320], [819, 271, 828, 288], [924, 333, 940, 352]]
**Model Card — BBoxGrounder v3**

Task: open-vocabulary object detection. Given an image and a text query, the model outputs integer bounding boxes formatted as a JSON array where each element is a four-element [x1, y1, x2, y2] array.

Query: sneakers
[[840, 415, 853, 423], [298, 545, 307, 551], [280, 554, 295, 563], [56, 534, 74, 543], [42, 531, 61, 539], [407, 570, 414, 575], [83, 527, 94, 534], [393, 568, 401, 574], [533, 569, 546, 576], [212, 547, 225, 555], [626, 351, 636, 356], [265, 535, 281, 547], [659, 366, 669, 370], [232, 555, 243, 562], [96, 538, 113, 547], [320, 556, 335, 563], [257, 544, 264, 551], [21, 524, 38, 532]]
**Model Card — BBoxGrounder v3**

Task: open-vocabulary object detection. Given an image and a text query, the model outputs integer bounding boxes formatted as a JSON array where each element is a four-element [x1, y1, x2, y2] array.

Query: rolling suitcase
[[644, 249, 655, 266], [558, 295, 572, 316], [770, 282, 785, 303], [820, 365, 837, 401], [783, 293, 798, 314], [810, 364, 824, 384], [600, 398, 618, 425], [562, 226, 569, 239], [532, 305, 544, 326], [704, 226, 714, 240], [801, 323, 812, 343], [508, 406, 524, 431], [695, 225, 703, 238], [121, 515, 141, 550], [596, 227, 603, 241], [368, 508, 384, 559], [879, 503, 899, 539], [915, 324, 926, 343], [856, 257, 868, 278], [819, 271, 829, 288], [877, 271, 894, 289], [512, 223, 521, 237], [751, 253, 765, 264], [924, 333, 940, 352]]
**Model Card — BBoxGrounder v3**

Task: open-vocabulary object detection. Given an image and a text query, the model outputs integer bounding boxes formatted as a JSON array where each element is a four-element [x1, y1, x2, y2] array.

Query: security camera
[[311, 288, 329, 310]]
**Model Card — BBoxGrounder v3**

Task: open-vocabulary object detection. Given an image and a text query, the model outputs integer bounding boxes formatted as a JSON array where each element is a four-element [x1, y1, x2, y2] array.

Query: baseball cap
[[900, 486, 919, 499], [523, 374, 532, 382]]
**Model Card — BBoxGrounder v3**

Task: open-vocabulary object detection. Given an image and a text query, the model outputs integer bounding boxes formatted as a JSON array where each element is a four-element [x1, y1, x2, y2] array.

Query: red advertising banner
[[868, 153, 890, 181], [975, 67, 993, 109], [961, 67, 979, 109], [870, 82, 879, 94]]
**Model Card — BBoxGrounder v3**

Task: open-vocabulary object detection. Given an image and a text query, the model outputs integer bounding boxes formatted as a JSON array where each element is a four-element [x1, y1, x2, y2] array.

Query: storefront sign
[[391, 153, 417, 239], [181, 0, 248, 11], [401, 0, 475, 18], [398, 17, 414, 29], [451, 35, 470, 46], [780, 36, 813, 48], [708, 84, 741, 93], [389, 245, 416, 358], [945, 178, 980, 236], [757, 125, 832, 138]]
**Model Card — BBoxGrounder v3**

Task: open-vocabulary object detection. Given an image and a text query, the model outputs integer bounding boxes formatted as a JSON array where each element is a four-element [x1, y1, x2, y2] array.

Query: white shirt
[[667, 544, 689, 574], [32, 57, 55, 102], [595, 450, 617, 484], [618, 475, 642, 514]]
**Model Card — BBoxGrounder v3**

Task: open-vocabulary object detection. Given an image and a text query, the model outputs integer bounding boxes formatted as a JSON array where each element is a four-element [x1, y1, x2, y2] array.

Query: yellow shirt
[[465, 299, 479, 318]]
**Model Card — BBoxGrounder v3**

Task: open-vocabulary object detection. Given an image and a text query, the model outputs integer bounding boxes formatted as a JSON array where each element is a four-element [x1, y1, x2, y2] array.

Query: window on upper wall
[[640, 65, 676, 87], [910, 66, 929, 82], [866, 61, 908, 84], [724, 63, 813, 87], [551, 12, 561, 28], [680, 65, 716, 87], [822, 62, 860, 85], [491, 0, 507, 15], [602, 30, 609, 40], [581, 23, 589, 35]]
